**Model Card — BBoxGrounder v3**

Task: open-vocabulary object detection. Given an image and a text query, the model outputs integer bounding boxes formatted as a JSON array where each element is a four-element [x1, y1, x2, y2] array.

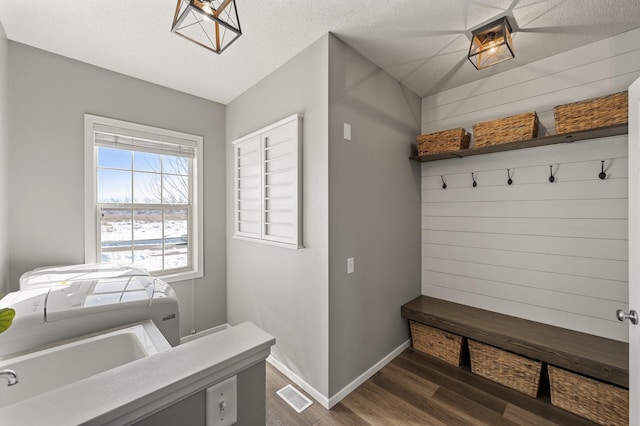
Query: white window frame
[[232, 114, 303, 249], [84, 114, 204, 283]]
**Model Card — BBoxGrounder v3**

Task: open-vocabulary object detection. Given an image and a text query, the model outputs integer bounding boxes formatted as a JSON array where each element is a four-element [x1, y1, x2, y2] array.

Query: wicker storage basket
[[468, 340, 542, 397], [473, 112, 539, 148], [409, 321, 463, 366], [554, 91, 628, 134], [416, 128, 471, 156], [548, 365, 628, 426]]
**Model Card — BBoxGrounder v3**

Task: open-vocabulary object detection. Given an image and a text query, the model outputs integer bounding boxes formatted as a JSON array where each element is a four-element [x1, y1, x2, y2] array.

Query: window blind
[[94, 125, 196, 159]]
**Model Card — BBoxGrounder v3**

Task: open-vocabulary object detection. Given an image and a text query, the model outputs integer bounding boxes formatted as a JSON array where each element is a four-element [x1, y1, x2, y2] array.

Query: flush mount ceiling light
[[171, 0, 241, 54], [468, 16, 514, 70]]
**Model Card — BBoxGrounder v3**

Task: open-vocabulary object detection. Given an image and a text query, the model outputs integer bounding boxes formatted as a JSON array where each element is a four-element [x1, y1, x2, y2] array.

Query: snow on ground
[[101, 219, 188, 272]]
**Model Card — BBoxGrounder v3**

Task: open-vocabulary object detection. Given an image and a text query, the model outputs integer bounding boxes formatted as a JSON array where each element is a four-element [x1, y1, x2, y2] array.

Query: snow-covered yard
[[101, 216, 188, 272]]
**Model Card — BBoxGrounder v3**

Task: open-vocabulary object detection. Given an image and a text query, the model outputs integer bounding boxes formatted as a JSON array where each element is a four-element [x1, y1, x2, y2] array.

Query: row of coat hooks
[[440, 160, 609, 189]]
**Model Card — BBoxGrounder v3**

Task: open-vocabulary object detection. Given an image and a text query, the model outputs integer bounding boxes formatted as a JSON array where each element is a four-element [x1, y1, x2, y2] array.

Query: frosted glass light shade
[[171, 0, 241, 54], [468, 16, 514, 70]]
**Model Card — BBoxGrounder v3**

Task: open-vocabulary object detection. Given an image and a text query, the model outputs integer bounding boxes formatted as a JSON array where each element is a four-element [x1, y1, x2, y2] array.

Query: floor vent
[[276, 384, 313, 413]]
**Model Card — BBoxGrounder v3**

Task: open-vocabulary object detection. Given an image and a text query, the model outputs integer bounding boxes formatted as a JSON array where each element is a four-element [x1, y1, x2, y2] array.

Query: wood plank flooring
[[266, 349, 597, 425]]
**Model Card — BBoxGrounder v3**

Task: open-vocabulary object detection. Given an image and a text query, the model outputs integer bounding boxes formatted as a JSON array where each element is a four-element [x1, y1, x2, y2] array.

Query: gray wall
[[0, 21, 8, 296], [226, 33, 422, 401], [327, 34, 422, 396], [226, 35, 330, 396], [7, 42, 227, 335]]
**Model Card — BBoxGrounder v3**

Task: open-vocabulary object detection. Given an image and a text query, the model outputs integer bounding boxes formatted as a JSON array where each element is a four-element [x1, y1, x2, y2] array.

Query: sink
[[0, 320, 170, 408]]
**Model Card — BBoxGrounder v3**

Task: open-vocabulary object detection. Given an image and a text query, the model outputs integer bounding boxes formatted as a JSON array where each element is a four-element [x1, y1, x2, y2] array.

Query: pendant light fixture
[[171, 0, 241, 54], [468, 16, 514, 70]]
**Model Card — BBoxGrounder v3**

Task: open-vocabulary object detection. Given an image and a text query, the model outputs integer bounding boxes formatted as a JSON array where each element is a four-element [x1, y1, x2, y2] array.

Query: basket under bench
[[401, 295, 629, 425]]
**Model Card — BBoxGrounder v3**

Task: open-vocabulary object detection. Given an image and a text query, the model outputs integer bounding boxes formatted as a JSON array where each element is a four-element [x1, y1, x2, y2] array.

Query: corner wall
[[420, 28, 640, 342], [7, 42, 227, 335], [0, 21, 8, 296], [226, 35, 330, 397], [327, 34, 422, 397]]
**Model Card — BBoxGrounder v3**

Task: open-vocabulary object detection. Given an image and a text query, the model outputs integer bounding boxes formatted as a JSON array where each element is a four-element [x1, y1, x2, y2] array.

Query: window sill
[[156, 269, 203, 284], [232, 234, 304, 250]]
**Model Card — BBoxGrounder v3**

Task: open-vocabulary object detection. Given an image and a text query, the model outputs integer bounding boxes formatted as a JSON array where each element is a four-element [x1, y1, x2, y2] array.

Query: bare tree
[[141, 155, 189, 204]]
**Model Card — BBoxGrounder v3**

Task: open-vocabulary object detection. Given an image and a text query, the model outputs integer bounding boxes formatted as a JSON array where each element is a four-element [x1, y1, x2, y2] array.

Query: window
[[84, 114, 203, 282], [232, 114, 302, 248]]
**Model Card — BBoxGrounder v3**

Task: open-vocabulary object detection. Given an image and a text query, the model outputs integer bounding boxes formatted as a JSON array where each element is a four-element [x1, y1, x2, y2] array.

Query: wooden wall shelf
[[410, 123, 628, 163]]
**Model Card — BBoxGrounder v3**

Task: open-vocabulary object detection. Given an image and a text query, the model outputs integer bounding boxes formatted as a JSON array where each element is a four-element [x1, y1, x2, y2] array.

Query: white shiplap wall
[[423, 28, 640, 138], [420, 28, 640, 342]]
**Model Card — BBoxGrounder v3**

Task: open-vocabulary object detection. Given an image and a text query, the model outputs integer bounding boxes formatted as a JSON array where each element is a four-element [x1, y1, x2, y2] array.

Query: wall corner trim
[[266, 354, 330, 409], [267, 339, 411, 410], [328, 339, 410, 408]]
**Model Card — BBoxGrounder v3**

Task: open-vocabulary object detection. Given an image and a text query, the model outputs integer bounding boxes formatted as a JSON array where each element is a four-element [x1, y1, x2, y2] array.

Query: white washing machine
[[19, 263, 150, 289], [0, 264, 180, 357]]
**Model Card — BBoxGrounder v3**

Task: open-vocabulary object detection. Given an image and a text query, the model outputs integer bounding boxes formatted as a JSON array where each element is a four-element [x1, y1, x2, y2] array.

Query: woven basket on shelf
[[473, 112, 539, 148], [409, 321, 463, 366], [468, 340, 542, 397], [554, 91, 628, 134], [548, 365, 628, 426], [416, 128, 471, 156]]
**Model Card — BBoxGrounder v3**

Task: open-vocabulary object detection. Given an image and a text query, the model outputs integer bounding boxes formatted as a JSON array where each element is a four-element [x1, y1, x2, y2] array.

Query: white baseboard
[[179, 323, 231, 345], [267, 339, 411, 410], [267, 355, 331, 409], [327, 339, 410, 408]]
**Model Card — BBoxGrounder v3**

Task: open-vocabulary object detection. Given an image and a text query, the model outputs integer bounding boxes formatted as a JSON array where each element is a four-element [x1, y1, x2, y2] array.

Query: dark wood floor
[[266, 349, 597, 425]]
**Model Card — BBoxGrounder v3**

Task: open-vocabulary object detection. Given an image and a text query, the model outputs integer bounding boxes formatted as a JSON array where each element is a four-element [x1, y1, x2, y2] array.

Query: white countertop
[[0, 322, 275, 425]]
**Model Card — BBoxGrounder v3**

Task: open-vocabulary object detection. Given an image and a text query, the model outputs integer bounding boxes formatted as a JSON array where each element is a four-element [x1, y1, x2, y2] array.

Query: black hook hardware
[[441, 176, 447, 189], [599, 160, 607, 180], [548, 165, 555, 183], [507, 169, 513, 185], [472, 173, 477, 188]]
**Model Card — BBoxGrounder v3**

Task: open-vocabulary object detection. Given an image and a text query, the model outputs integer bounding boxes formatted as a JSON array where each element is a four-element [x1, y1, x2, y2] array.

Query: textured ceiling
[[0, 0, 639, 104]]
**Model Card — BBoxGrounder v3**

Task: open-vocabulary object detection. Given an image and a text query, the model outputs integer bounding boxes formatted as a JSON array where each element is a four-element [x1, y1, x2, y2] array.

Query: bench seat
[[401, 296, 628, 388]]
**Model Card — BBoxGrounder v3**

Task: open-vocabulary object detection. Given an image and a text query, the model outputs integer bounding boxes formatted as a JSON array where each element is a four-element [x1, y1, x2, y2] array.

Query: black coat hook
[[599, 160, 607, 180], [472, 172, 477, 188], [441, 176, 447, 189], [548, 165, 555, 183], [507, 169, 513, 185]]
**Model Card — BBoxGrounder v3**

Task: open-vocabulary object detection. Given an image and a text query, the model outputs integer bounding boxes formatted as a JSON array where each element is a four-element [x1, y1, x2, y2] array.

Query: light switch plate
[[206, 376, 237, 426], [344, 123, 352, 141], [347, 257, 354, 274]]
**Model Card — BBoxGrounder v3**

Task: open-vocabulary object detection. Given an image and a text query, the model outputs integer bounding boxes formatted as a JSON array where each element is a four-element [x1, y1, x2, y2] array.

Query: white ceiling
[[0, 0, 639, 105]]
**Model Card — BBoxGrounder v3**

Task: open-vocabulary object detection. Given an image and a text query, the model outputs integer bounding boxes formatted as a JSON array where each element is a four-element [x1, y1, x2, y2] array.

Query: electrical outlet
[[347, 257, 354, 274], [206, 376, 237, 426]]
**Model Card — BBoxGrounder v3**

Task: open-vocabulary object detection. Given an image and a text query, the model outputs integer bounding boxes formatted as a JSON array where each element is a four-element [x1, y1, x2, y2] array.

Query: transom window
[[85, 115, 203, 282]]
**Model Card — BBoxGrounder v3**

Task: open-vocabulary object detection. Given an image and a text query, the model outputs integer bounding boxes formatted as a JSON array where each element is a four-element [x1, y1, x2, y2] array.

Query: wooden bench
[[401, 295, 628, 388]]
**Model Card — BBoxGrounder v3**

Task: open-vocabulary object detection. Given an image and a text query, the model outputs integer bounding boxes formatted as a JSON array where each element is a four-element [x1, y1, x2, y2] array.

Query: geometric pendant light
[[468, 16, 514, 70], [171, 0, 242, 54]]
